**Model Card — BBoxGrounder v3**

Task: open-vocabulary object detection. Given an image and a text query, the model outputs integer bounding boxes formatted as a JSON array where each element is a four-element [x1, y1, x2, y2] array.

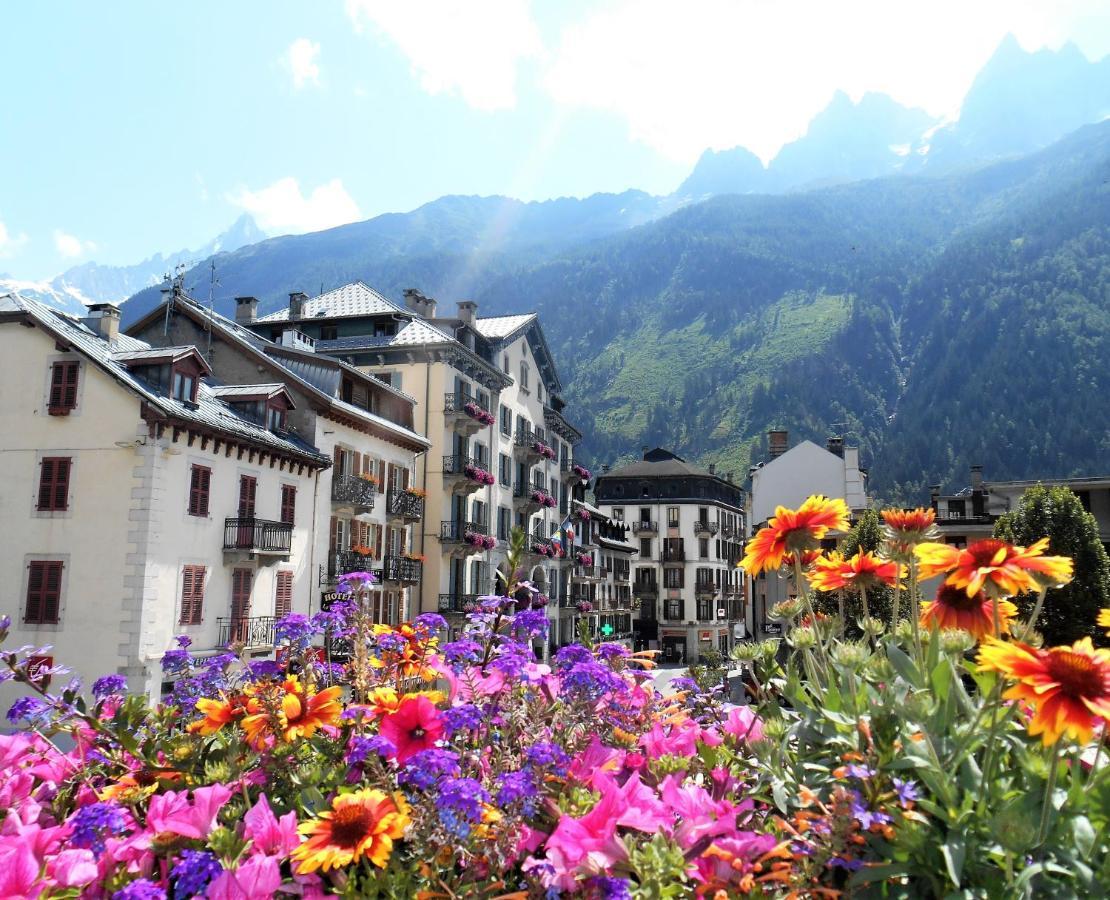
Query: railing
[[694, 520, 720, 536], [440, 520, 488, 542], [438, 593, 480, 613], [331, 474, 376, 508], [514, 427, 536, 448], [217, 616, 276, 648], [632, 520, 657, 534], [442, 454, 484, 476], [633, 581, 659, 597], [662, 548, 686, 563], [328, 550, 377, 581], [443, 392, 490, 415], [223, 518, 292, 553], [382, 555, 422, 583], [695, 581, 717, 597], [721, 524, 739, 539], [387, 488, 424, 521], [576, 564, 607, 579]]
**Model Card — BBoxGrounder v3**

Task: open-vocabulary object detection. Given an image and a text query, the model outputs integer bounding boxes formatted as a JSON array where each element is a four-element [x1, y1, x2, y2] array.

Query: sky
[[1, 0, 1108, 280]]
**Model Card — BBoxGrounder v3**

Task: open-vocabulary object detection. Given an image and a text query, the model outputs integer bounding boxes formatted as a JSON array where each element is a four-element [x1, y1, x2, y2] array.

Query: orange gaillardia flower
[[807, 550, 900, 594], [881, 507, 937, 537], [1099, 609, 1110, 638], [292, 788, 411, 873], [920, 584, 1017, 641], [977, 637, 1110, 745], [240, 677, 342, 750], [740, 496, 850, 575], [188, 692, 254, 737], [915, 538, 1073, 599]]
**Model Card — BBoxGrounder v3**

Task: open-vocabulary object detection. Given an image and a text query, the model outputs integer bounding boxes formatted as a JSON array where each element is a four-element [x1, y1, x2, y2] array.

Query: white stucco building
[[0, 294, 329, 704]]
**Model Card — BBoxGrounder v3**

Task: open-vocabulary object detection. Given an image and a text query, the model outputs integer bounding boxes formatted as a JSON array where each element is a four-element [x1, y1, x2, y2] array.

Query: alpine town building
[[594, 448, 746, 663], [0, 293, 329, 703], [241, 283, 588, 655], [126, 281, 430, 636]]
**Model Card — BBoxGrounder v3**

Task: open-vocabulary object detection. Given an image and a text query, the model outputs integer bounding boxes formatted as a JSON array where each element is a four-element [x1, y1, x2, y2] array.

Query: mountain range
[[7, 36, 1109, 503]]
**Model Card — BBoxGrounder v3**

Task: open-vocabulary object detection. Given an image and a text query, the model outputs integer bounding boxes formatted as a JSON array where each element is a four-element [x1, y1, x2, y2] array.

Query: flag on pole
[[551, 514, 576, 557]]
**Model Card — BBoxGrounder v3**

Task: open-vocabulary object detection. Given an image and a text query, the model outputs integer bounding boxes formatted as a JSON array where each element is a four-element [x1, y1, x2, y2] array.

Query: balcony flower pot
[[576, 600, 593, 613], [576, 508, 591, 522], [572, 463, 591, 481], [463, 400, 496, 426], [405, 487, 427, 498], [576, 552, 592, 567], [532, 441, 556, 460], [464, 463, 495, 485]]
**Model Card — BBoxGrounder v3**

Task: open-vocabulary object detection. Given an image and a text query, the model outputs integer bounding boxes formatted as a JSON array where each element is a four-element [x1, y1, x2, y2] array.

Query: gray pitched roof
[[2, 293, 328, 465], [256, 282, 404, 322], [473, 313, 536, 341]]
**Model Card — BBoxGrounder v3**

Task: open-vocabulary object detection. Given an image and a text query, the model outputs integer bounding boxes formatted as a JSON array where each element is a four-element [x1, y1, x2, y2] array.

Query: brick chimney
[[970, 465, 983, 489], [826, 435, 845, 458], [288, 291, 308, 320], [403, 288, 437, 319], [768, 429, 788, 460], [83, 302, 120, 344], [708, 463, 716, 475], [457, 300, 478, 326], [234, 296, 258, 325]]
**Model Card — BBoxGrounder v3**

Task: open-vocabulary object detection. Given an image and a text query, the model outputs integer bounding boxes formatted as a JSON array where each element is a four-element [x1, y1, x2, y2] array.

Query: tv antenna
[[205, 260, 220, 358]]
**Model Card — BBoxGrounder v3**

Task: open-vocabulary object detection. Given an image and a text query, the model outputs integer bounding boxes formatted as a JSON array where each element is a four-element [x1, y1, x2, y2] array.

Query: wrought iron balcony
[[633, 581, 659, 597], [440, 520, 490, 543], [386, 488, 424, 522], [695, 581, 717, 599], [223, 518, 292, 554], [575, 563, 608, 580], [331, 473, 376, 509], [632, 520, 657, 534], [444, 392, 493, 434], [328, 549, 378, 582], [217, 615, 276, 648], [438, 593, 480, 613], [694, 520, 720, 536], [382, 555, 422, 583], [662, 548, 686, 564]]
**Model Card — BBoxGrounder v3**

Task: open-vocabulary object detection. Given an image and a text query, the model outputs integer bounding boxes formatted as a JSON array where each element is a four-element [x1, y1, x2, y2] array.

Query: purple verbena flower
[[399, 748, 461, 790], [161, 648, 191, 674], [172, 849, 223, 898], [7, 696, 49, 725], [443, 703, 483, 736], [525, 741, 570, 775], [69, 802, 127, 853], [436, 777, 489, 839], [112, 880, 166, 900], [496, 769, 539, 814], [347, 735, 396, 767], [892, 777, 920, 806], [91, 674, 128, 699], [413, 613, 448, 633]]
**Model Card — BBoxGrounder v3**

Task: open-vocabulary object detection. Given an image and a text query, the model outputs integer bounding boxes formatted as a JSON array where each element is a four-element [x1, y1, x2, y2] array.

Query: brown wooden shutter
[[38, 457, 71, 511], [354, 452, 362, 477], [26, 561, 63, 624], [329, 516, 338, 551], [280, 485, 296, 525], [49, 362, 79, 413], [231, 569, 252, 620], [275, 571, 293, 617], [180, 565, 205, 625], [188, 465, 211, 516], [374, 523, 383, 559], [238, 476, 256, 518], [333, 446, 343, 472]]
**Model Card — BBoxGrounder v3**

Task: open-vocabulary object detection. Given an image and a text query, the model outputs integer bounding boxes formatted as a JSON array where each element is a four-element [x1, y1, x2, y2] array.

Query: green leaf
[[941, 834, 966, 886], [931, 658, 952, 702], [886, 640, 922, 687]]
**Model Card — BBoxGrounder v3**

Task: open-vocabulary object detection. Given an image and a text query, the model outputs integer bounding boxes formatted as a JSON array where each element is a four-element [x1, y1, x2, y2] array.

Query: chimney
[[768, 429, 788, 460], [708, 463, 716, 475], [970, 465, 983, 489], [288, 292, 308, 320], [403, 288, 437, 320], [83, 302, 120, 344], [457, 300, 478, 326], [929, 484, 941, 512], [602, 464, 610, 473], [641, 446, 649, 459], [234, 296, 258, 325], [826, 435, 845, 458]]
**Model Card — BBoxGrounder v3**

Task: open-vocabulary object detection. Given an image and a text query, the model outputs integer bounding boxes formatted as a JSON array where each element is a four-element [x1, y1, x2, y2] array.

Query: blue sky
[[2, 0, 1108, 279]]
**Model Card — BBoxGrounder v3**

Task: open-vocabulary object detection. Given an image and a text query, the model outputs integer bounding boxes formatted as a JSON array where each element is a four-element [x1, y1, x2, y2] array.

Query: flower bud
[[831, 641, 870, 669], [770, 598, 804, 621], [730, 641, 763, 662], [938, 628, 975, 655], [789, 625, 817, 649], [859, 616, 886, 637]]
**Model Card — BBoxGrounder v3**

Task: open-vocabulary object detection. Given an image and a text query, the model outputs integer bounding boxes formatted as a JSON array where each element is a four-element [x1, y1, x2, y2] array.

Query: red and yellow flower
[[1098, 608, 1110, 638], [740, 496, 850, 575], [239, 677, 342, 750], [977, 637, 1110, 745], [807, 550, 900, 594], [187, 692, 254, 736], [920, 584, 1017, 641], [292, 788, 411, 873], [915, 538, 1073, 599]]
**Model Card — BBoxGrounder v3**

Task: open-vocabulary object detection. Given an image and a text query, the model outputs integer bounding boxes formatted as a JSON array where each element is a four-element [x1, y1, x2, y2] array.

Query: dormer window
[[116, 346, 210, 406], [267, 404, 286, 432], [172, 370, 196, 403]]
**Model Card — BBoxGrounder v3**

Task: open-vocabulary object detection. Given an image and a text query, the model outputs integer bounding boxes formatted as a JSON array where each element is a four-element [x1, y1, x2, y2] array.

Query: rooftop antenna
[[205, 260, 220, 359]]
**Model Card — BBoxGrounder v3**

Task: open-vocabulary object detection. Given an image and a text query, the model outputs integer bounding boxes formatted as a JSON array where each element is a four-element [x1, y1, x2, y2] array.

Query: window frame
[[37, 456, 72, 512], [25, 560, 64, 625], [179, 564, 206, 625], [188, 465, 211, 517], [48, 360, 80, 415], [280, 484, 297, 526]]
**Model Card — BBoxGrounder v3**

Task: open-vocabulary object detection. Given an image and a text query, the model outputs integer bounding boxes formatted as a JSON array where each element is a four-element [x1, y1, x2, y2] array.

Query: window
[[267, 405, 286, 431], [699, 538, 709, 559], [231, 568, 253, 621], [280, 485, 297, 525], [472, 499, 487, 527], [640, 538, 652, 558], [320, 325, 338, 341], [664, 568, 684, 589], [188, 465, 211, 517], [520, 362, 530, 391], [500, 405, 511, 435], [275, 571, 293, 618], [697, 599, 712, 620], [499, 453, 511, 487], [25, 560, 63, 624], [37, 457, 71, 511], [238, 475, 257, 518], [497, 506, 511, 541], [667, 506, 679, 527], [180, 565, 205, 625], [502, 353, 510, 373], [48, 361, 79, 414], [665, 598, 682, 620], [612, 507, 624, 521], [172, 370, 195, 403]]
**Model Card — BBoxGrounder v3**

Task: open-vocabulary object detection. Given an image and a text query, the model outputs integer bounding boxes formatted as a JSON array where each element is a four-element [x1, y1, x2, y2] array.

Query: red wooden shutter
[[374, 524, 383, 559], [353, 452, 362, 477], [48, 362, 79, 413], [333, 446, 343, 473], [26, 561, 63, 624], [37, 457, 71, 511], [188, 465, 211, 516], [238, 476, 256, 518], [180, 565, 205, 625], [280, 485, 296, 525], [329, 515, 338, 551], [275, 571, 293, 617], [231, 569, 252, 620]]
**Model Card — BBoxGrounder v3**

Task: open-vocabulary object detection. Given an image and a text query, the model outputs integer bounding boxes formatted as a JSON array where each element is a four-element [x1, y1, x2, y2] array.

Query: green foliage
[[994, 484, 1110, 644]]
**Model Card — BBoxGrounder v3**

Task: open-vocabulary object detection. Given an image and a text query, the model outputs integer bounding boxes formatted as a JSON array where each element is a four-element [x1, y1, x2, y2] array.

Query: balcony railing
[[444, 392, 494, 430], [331, 473, 376, 509], [438, 593, 480, 613], [328, 549, 378, 581], [695, 581, 717, 598], [694, 520, 720, 536], [223, 518, 292, 554], [387, 488, 425, 521], [575, 564, 608, 580], [633, 581, 659, 597], [632, 520, 657, 534], [443, 454, 484, 476], [382, 555, 422, 583], [217, 615, 276, 648], [662, 548, 686, 563], [440, 520, 489, 542], [444, 392, 491, 415]]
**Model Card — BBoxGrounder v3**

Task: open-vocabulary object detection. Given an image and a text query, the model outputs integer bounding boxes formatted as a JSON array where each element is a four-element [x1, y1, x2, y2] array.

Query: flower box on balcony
[[531, 490, 557, 508], [464, 463, 496, 485], [533, 440, 556, 460], [463, 400, 496, 426], [572, 463, 591, 481], [576, 508, 591, 522], [532, 542, 555, 558], [576, 552, 593, 567], [464, 531, 497, 550]]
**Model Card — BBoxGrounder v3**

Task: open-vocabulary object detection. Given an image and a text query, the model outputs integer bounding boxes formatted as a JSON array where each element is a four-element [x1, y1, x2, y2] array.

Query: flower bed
[[463, 462, 495, 486], [1, 507, 1108, 897]]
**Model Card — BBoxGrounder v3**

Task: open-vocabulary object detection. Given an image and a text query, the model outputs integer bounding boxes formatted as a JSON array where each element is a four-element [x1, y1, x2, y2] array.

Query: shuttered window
[[275, 571, 293, 618], [37, 457, 71, 511], [25, 561, 63, 624], [179, 565, 205, 625], [238, 476, 257, 518], [231, 569, 253, 620], [48, 361, 79, 414], [188, 465, 211, 516], [280, 484, 296, 525]]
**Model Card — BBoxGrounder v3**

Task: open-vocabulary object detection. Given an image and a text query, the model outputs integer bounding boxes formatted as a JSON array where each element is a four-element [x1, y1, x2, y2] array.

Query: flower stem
[[793, 558, 830, 678], [1017, 588, 1047, 643], [1036, 741, 1062, 847], [908, 559, 924, 667]]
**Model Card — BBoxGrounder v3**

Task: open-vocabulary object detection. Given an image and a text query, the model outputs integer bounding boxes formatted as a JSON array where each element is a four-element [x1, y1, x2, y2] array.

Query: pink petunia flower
[[146, 783, 232, 839], [243, 793, 299, 858]]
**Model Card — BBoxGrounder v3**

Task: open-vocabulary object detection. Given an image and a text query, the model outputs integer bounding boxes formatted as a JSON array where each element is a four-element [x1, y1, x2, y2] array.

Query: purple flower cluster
[[532, 441, 557, 460], [496, 769, 540, 814], [558, 658, 626, 703], [69, 801, 127, 853], [112, 880, 166, 900], [347, 735, 396, 767], [442, 639, 483, 671], [171, 850, 223, 897], [91, 674, 128, 699], [274, 613, 315, 650], [437, 777, 489, 839], [510, 609, 549, 642], [463, 463, 495, 485], [530, 489, 557, 508], [572, 463, 592, 481], [525, 741, 570, 774], [399, 748, 461, 790], [6, 696, 48, 725], [443, 703, 483, 736], [464, 530, 497, 550], [462, 400, 495, 426]]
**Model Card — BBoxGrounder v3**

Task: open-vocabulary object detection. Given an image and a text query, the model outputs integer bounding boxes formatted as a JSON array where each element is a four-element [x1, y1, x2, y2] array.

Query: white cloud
[[345, 0, 543, 110], [0, 218, 29, 258], [541, 0, 1110, 163], [228, 177, 362, 235], [284, 37, 322, 89], [53, 230, 95, 258]]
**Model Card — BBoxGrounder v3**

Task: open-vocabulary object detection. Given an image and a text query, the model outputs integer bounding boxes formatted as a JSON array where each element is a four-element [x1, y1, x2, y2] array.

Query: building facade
[[594, 448, 745, 664], [0, 294, 329, 703], [126, 285, 430, 629], [747, 430, 870, 635], [242, 284, 587, 654]]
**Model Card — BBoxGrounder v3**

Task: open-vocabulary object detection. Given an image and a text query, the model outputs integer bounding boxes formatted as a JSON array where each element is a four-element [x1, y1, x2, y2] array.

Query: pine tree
[[993, 485, 1110, 646]]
